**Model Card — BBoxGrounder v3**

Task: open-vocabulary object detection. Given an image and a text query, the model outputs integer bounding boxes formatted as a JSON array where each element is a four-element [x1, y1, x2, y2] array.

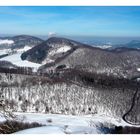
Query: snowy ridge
[[11, 113, 116, 134]]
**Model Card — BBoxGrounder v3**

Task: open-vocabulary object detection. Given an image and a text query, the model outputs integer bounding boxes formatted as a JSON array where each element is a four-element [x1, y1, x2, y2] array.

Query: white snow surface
[[0, 52, 41, 68], [137, 68, 140, 72], [56, 46, 71, 53], [15, 45, 31, 53], [42, 45, 71, 64], [0, 114, 6, 122], [7, 112, 137, 134], [48, 46, 71, 56], [15, 126, 65, 134], [0, 112, 139, 134], [96, 45, 112, 49], [13, 113, 101, 134], [0, 39, 14, 45], [0, 49, 12, 55]]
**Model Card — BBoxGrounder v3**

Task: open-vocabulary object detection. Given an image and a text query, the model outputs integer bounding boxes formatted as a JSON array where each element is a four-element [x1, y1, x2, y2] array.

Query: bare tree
[[0, 87, 17, 121]]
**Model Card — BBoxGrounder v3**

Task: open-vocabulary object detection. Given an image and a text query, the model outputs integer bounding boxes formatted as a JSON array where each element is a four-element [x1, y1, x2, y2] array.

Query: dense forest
[[0, 66, 140, 125]]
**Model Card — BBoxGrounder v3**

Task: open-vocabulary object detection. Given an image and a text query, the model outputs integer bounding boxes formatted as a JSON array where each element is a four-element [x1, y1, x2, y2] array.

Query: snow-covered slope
[[1, 71, 140, 125], [0, 114, 6, 123], [41, 45, 72, 64], [48, 46, 71, 55], [12, 113, 115, 134], [0, 39, 14, 45], [15, 126, 65, 134], [0, 45, 31, 57], [0, 49, 12, 56], [15, 45, 32, 53], [0, 52, 41, 68]]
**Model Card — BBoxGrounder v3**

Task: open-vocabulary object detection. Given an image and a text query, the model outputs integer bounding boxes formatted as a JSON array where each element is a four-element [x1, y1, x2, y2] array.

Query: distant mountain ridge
[[111, 40, 140, 50], [20, 37, 140, 79], [0, 35, 43, 49], [21, 37, 98, 64]]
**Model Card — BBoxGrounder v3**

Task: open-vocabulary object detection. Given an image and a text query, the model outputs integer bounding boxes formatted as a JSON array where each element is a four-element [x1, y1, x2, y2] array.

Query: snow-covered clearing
[[0, 112, 135, 134], [0, 49, 11, 56], [0, 52, 41, 68], [1, 112, 140, 134], [15, 45, 31, 53], [48, 46, 71, 56], [15, 126, 66, 134], [42, 45, 72, 64], [0, 39, 14, 45], [13, 113, 101, 134], [137, 68, 140, 72], [96, 45, 112, 49], [56, 46, 71, 53]]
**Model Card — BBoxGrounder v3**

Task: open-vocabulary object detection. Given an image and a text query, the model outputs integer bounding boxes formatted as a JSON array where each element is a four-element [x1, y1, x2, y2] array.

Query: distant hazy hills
[[0, 35, 43, 49], [111, 40, 140, 50]]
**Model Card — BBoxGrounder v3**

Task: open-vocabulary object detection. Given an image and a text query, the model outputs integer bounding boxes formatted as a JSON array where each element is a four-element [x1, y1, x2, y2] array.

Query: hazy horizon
[[0, 33, 140, 45]]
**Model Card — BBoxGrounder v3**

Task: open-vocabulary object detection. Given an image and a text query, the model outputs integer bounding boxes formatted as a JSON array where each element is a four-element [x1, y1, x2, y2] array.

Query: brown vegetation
[[0, 120, 43, 134]]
